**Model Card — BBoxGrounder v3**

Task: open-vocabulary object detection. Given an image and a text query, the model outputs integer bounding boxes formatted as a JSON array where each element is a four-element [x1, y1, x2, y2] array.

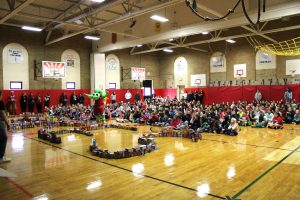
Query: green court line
[[232, 145, 300, 199]]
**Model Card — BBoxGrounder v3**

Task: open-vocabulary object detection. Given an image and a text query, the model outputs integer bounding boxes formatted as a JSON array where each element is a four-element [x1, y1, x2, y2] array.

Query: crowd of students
[[106, 97, 300, 135]]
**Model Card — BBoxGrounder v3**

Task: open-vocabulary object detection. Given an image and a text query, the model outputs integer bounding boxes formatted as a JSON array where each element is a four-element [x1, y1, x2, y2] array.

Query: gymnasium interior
[[0, 0, 300, 199]]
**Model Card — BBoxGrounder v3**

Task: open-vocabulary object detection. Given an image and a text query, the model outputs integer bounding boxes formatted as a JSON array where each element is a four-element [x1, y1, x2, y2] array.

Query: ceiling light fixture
[[201, 31, 209, 35], [163, 49, 173, 53], [84, 35, 100, 40], [150, 15, 169, 22], [137, 44, 143, 47], [21, 26, 42, 32], [74, 19, 83, 24], [169, 38, 174, 41], [91, 0, 105, 3], [226, 39, 236, 43]]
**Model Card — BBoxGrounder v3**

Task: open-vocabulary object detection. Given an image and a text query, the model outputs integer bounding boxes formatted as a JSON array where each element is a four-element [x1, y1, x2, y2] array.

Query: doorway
[[143, 79, 153, 99], [177, 85, 185, 100]]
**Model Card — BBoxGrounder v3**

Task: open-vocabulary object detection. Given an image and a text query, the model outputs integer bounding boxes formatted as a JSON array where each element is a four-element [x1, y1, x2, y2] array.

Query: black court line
[[150, 126, 295, 152], [232, 145, 300, 199], [201, 137, 294, 151], [24, 135, 225, 200]]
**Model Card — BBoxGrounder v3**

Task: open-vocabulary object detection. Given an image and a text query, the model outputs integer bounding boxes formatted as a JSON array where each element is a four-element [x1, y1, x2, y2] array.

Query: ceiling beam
[[44, 0, 86, 30], [46, 0, 184, 46], [50, 0, 126, 31], [0, 0, 35, 24], [16, 0, 64, 13], [130, 24, 300, 55], [196, 1, 277, 44], [241, 25, 277, 43], [98, 1, 300, 52]]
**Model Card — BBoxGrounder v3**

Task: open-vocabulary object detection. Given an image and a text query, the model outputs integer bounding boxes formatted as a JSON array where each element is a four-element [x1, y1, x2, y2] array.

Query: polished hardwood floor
[[0, 123, 299, 200]]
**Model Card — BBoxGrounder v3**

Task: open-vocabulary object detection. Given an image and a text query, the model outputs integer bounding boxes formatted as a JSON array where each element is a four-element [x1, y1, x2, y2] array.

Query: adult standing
[[134, 92, 141, 102], [70, 92, 78, 105], [8, 91, 16, 115], [28, 92, 35, 113], [0, 91, 11, 163], [125, 90, 132, 103], [78, 94, 84, 105], [20, 92, 27, 113], [199, 90, 204, 104], [284, 88, 293, 102], [254, 89, 262, 102], [36, 93, 43, 113], [110, 92, 117, 104], [44, 93, 50, 108], [60, 93, 68, 106]]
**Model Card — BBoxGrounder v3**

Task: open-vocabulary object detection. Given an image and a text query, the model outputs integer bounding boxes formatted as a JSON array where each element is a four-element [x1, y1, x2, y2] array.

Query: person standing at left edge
[[0, 91, 11, 163]]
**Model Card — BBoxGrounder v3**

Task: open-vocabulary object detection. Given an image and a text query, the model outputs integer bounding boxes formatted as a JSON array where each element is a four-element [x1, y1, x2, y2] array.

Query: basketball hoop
[[194, 79, 201, 86], [290, 70, 296, 77]]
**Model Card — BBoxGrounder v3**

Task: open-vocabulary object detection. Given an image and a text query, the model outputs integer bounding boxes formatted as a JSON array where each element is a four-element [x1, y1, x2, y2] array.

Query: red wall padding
[[185, 84, 300, 104], [1, 89, 90, 114], [2, 84, 299, 114], [154, 89, 177, 100]]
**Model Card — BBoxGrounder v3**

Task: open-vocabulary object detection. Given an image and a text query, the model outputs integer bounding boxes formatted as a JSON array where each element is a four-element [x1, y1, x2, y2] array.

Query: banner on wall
[[131, 67, 145, 80], [286, 59, 300, 75], [210, 53, 226, 73], [8, 48, 24, 64], [106, 57, 118, 70], [256, 50, 276, 70], [174, 57, 188, 86], [234, 64, 247, 78], [191, 74, 206, 86], [42, 61, 66, 78], [64, 54, 76, 67]]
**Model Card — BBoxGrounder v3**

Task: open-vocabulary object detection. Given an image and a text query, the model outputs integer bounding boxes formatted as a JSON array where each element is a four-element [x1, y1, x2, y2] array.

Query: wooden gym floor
[[0, 123, 299, 200]]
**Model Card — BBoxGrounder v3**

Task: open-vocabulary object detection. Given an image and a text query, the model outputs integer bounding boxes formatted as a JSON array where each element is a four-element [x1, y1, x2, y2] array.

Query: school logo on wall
[[256, 50, 276, 70], [107, 58, 118, 70], [64, 54, 76, 67], [210, 52, 226, 73], [8, 48, 24, 64]]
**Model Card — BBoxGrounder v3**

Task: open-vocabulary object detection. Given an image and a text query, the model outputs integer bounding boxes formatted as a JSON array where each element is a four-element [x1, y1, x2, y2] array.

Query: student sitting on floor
[[239, 111, 249, 126], [293, 110, 300, 124], [225, 118, 239, 136], [267, 113, 283, 129], [252, 111, 267, 128]]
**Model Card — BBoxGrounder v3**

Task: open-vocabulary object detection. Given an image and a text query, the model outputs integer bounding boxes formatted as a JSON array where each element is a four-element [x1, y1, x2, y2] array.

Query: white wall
[[90, 53, 106, 92], [174, 57, 188, 87], [61, 49, 81, 89], [105, 54, 120, 89], [2, 43, 29, 90]]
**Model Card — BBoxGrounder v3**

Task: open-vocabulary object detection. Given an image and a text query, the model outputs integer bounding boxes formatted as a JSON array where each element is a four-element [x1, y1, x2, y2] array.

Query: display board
[[8, 48, 24, 64], [42, 61, 66, 78]]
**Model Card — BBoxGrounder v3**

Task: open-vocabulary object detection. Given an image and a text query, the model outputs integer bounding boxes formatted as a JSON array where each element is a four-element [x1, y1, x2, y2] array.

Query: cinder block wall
[[111, 50, 161, 89], [0, 25, 92, 90]]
